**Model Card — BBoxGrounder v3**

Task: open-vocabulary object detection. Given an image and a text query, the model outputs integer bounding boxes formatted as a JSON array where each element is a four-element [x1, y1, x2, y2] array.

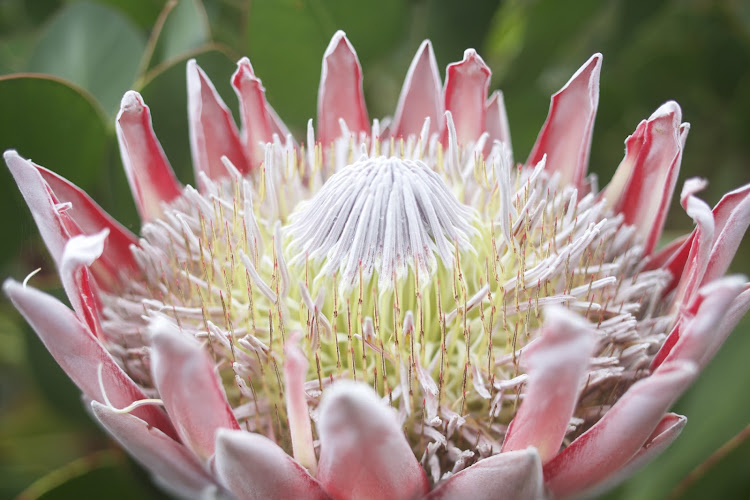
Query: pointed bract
[[116, 91, 183, 221], [654, 277, 745, 370], [670, 180, 716, 310], [527, 54, 601, 187], [283, 337, 317, 473], [188, 60, 250, 184], [580, 413, 687, 498], [424, 448, 544, 500], [92, 402, 218, 499], [5, 150, 139, 290], [502, 306, 595, 463], [603, 119, 647, 210], [702, 183, 750, 285], [317, 31, 369, 147], [231, 57, 275, 168], [392, 40, 442, 139], [626, 413, 688, 470], [603, 102, 684, 254], [5, 150, 77, 265], [150, 317, 239, 460], [316, 381, 429, 500], [4, 280, 176, 439], [715, 284, 750, 352], [543, 361, 698, 498], [36, 164, 139, 279], [214, 430, 331, 500], [442, 49, 491, 145]]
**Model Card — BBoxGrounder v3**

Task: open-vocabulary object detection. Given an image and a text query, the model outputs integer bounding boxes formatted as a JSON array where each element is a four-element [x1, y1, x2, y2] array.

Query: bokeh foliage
[[0, 0, 748, 498]]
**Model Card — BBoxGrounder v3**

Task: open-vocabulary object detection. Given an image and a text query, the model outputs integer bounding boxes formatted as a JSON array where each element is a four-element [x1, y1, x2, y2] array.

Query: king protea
[[5, 31, 750, 500]]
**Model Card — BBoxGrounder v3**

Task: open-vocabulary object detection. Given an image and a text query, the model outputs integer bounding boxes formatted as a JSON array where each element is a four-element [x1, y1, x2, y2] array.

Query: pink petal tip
[[187, 59, 250, 185], [528, 53, 602, 187], [316, 381, 429, 500], [392, 40, 442, 139], [317, 31, 370, 147], [442, 49, 491, 145], [116, 91, 182, 221]]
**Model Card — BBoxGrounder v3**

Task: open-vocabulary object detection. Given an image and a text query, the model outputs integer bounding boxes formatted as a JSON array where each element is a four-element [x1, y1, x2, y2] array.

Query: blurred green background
[[1, 0, 749, 498]]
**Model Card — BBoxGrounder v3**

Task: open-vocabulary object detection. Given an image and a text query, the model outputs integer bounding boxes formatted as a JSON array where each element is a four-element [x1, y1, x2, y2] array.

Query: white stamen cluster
[[100, 119, 675, 482], [286, 156, 476, 290]]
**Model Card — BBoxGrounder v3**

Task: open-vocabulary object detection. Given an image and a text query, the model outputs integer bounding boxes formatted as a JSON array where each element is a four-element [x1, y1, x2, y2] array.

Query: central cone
[[286, 155, 477, 291]]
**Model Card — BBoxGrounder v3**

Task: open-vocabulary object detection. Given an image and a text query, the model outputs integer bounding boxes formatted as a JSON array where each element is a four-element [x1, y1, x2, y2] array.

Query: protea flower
[[5, 30, 750, 500]]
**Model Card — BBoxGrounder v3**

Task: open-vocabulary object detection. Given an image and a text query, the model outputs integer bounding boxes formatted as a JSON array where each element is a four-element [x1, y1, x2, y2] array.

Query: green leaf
[[139, 47, 236, 186], [0, 0, 61, 74], [149, 0, 211, 67], [0, 0, 63, 30], [0, 75, 110, 266], [0, 32, 36, 75], [70, 0, 168, 30], [18, 450, 161, 500], [27, 1, 147, 115]]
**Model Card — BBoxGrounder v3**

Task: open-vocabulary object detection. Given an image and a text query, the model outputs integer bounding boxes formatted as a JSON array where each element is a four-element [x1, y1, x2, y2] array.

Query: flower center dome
[[286, 155, 476, 291]]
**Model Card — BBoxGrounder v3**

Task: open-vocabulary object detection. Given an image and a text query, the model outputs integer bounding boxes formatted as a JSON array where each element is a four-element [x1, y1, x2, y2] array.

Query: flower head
[[5, 30, 750, 499]]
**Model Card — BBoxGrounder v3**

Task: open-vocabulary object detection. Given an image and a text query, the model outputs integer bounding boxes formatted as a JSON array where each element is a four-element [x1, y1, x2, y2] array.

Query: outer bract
[[6, 30, 750, 500]]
